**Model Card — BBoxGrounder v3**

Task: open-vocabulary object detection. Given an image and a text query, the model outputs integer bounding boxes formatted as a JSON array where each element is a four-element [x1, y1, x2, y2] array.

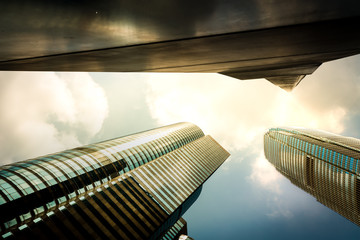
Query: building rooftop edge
[[266, 127, 360, 153]]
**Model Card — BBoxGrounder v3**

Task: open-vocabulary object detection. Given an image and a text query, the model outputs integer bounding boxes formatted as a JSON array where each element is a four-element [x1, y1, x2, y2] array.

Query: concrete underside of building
[[0, 0, 360, 91]]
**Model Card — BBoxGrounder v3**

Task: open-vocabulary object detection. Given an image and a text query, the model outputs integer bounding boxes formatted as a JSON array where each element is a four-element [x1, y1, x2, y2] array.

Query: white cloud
[[248, 154, 298, 219], [294, 58, 360, 115], [290, 56, 360, 134], [145, 69, 350, 153], [248, 154, 282, 194], [145, 73, 278, 152], [271, 91, 347, 133], [0, 72, 108, 164], [265, 199, 294, 219], [56, 73, 109, 137]]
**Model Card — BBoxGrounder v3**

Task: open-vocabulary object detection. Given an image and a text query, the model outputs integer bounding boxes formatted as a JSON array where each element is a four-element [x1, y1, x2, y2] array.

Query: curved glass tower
[[0, 122, 229, 239], [264, 127, 360, 226]]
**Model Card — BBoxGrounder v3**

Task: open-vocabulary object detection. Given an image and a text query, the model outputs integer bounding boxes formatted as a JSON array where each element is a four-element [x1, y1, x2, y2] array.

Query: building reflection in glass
[[264, 127, 360, 226]]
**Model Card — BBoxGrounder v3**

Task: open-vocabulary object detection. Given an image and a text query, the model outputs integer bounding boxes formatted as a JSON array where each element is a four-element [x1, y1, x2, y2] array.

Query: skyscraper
[[0, 122, 230, 239], [264, 127, 360, 226]]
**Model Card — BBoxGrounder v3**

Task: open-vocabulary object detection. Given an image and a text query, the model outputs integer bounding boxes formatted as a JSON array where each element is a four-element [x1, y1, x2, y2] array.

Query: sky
[[1, 55, 360, 239]]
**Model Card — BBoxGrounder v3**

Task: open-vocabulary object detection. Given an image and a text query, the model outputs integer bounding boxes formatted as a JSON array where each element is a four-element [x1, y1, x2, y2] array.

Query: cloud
[[0, 72, 108, 164], [248, 153, 294, 218], [144, 65, 352, 152], [90, 73, 158, 141], [265, 198, 294, 219], [292, 56, 360, 135], [145, 73, 278, 151], [248, 154, 282, 194]]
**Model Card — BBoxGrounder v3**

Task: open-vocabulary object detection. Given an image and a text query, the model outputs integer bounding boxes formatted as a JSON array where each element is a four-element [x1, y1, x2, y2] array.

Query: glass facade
[[264, 127, 360, 226], [159, 218, 188, 240], [0, 122, 229, 239]]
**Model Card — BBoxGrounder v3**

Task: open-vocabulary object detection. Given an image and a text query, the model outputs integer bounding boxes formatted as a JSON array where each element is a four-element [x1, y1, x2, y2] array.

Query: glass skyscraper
[[0, 122, 229, 239], [264, 127, 360, 226]]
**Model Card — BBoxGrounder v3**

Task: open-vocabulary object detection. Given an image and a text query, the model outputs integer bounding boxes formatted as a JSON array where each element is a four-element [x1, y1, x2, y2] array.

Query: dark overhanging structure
[[0, 0, 360, 91]]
